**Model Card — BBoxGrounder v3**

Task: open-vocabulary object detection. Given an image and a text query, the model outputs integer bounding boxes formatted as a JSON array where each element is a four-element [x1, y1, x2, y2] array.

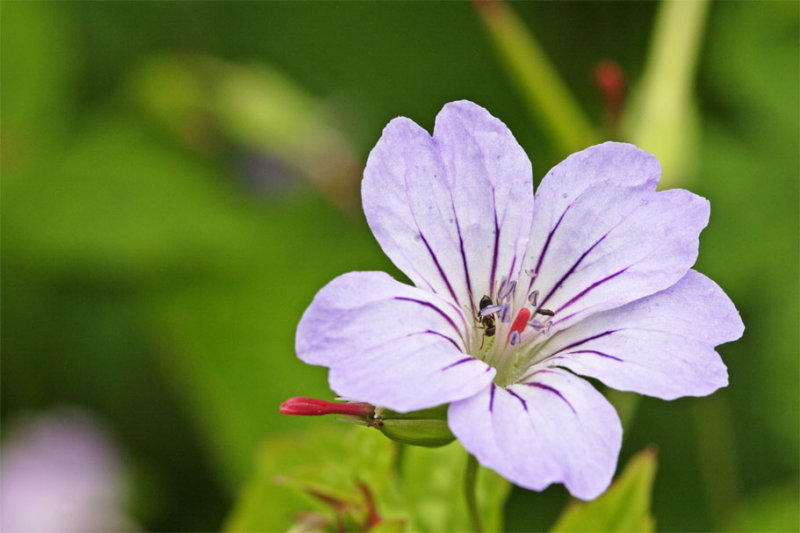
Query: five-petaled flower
[[295, 100, 743, 500]]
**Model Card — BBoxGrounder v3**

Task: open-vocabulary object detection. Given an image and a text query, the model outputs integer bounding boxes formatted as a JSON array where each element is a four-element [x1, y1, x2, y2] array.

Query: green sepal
[[376, 418, 454, 448], [374, 404, 454, 448]]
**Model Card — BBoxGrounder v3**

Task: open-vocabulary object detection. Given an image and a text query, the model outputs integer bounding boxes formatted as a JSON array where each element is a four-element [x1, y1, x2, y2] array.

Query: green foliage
[[400, 444, 510, 533], [225, 426, 511, 532], [723, 482, 800, 533], [551, 448, 657, 533], [225, 426, 398, 532], [2, 1, 797, 531]]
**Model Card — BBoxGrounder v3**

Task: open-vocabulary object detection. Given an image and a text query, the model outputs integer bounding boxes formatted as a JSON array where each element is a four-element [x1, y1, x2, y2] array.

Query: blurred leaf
[[4, 115, 261, 278], [0, 2, 74, 144], [723, 481, 800, 533], [130, 55, 362, 212], [551, 448, 657, 533], [224, 426, 401, 532], [399, 443, 510, 533]]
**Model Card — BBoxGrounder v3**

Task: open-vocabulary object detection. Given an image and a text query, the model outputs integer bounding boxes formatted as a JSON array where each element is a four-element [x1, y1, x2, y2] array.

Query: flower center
[[468, 274, 555, 387]]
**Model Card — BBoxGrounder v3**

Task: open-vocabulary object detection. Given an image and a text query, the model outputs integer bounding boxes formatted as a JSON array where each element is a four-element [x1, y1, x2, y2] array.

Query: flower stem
[[465, 453, 484, 533], [623, 0, 710, 186], [473, 1, 599, 155]]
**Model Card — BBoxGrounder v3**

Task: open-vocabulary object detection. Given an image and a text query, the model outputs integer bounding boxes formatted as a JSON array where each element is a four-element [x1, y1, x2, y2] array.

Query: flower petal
[[433, 101, 535, 302], [534, 270, 743, 400], [296, 271, 495, 412], [363, 100, 534, 312], [531, 142, 660, 237], [522, 175, 709, 329], [449, 369, 622, 500]]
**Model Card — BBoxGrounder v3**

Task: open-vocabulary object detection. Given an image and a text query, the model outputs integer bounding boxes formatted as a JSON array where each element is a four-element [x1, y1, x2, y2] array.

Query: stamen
[[525, 268, 537, 279], [498, 279, 517, 301], [509, 331, 521, 346], [479, 305, 504, 317], [528, 290, 539, 307], [544, 320, 553, 335], [497, 278, 508, 299], [528, 319, 545, 331], [499, 303, 511, 323]]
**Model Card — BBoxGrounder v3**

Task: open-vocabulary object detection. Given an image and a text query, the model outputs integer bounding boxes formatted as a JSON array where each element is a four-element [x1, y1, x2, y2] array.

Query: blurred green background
[[2, 2, 798, 531]]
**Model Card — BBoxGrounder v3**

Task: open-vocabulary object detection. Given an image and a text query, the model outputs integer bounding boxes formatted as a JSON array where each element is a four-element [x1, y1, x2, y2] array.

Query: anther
[[509, 331, 521, 346], [499, 303, 511, 323], [528, 319, 545, 331], [498, 279, 517, 301], [544, 320, 553, 335], [479, 305, 504, 317], [528, 290, 539, 307], [536, 308, 555, 317]]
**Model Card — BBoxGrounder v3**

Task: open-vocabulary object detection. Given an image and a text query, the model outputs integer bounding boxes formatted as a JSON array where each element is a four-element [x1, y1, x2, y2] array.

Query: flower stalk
[[465, 454, 484, 533], [623, 0, 710, 187], [473, 0, 599, 154]]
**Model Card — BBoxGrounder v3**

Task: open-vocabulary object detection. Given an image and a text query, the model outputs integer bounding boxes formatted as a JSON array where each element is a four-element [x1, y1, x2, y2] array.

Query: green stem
[[465, 453, 484, 533], [474, 1, 599, 155], [624, 0, 710, 186]]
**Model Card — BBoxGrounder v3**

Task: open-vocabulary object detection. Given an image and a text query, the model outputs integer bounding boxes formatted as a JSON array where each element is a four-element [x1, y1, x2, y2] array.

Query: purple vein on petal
[[518, 367, 560, 384], [554, 349, 623, 362], [418, 232, 461, 306], [453, 209, 475, 313], [424, 330, 464, 352], [489, 383, 497, 412], [441, 356, 473, 371], [549, 330, 618, 356], [555, 267, 629, 315], [394, 297, 461, 336], [526, 382, 577, 414], [506, 388, 528, 411], [533, 208, 568, 277], [538, 232, 610, 311], [568, 349, 623, 362], [489, 214, 501, 297]]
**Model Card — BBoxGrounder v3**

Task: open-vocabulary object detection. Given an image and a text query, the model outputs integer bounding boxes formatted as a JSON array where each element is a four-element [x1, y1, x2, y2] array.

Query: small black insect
[[478, 295, 496, 337], [536, 308, 555, 317]]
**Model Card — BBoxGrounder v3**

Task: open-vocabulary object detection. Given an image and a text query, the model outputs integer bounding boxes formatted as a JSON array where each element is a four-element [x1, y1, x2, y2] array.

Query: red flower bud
[[279, 397, 374, 418]]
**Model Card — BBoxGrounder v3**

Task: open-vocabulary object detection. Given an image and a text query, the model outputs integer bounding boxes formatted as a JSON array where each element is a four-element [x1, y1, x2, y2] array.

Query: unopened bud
[[279, 397, 373, 420], [280, 398, 455, 448]]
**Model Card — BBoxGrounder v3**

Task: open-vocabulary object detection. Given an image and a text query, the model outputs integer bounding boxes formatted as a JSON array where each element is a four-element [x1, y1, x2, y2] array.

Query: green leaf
[[400, 442, 511, 533], [551, 448, 657, 533], [225, 425, 401, 532]]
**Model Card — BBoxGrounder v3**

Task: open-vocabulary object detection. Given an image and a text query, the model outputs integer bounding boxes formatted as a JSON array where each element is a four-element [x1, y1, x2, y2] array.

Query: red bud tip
[[593, 60, 627, 129], [279, 397, 374, 418]]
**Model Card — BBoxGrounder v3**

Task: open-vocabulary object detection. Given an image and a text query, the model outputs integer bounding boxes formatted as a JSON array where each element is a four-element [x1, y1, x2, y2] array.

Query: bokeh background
[[2, 2, 798, 531]]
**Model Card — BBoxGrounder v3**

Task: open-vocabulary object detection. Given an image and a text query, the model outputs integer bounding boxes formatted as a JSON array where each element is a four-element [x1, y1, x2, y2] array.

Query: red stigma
[[507, 308, 531, 344]]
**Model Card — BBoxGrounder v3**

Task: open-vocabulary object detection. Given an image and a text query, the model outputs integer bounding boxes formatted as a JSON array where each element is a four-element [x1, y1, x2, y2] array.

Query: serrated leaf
[[225, 426, 402, 532], [551, 448, 657, 533]]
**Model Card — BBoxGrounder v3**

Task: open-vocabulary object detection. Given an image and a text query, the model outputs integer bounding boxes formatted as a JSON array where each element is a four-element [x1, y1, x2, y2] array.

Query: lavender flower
[[0, 408, 136, 532], [295, 101, 743, 500]]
